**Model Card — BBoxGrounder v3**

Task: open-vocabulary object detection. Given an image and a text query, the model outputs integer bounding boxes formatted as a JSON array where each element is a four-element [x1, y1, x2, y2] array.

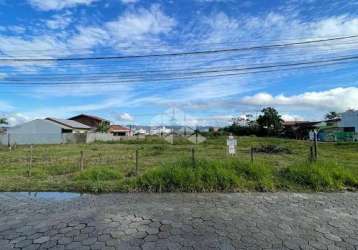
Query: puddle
[[3, 192, 82, 201]]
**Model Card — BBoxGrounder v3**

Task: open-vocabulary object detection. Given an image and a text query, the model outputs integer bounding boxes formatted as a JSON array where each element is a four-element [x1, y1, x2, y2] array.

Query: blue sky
[[1, 0, 358, 126]]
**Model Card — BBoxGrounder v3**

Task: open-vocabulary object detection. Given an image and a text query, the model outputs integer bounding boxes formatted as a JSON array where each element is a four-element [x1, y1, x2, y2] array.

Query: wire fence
[[0, 135, 349, 178]]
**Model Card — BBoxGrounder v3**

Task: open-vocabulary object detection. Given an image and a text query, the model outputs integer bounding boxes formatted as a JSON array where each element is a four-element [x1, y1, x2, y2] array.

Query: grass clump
[[75, 167, 123, 182], [279, 161, 358, 191], [134, 159, 275, 192], [73, 167, 124, 193], [253, 144, 292, 154], [235, 161, 275, 191]]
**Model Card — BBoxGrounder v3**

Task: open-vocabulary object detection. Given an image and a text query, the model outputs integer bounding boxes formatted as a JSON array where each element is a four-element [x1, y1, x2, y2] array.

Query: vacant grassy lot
[[0, 136, 357, 192]]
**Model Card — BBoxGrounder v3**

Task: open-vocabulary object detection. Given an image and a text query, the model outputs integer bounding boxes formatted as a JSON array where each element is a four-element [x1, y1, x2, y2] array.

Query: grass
[[0, 136, 357, 192], [279, 160, 358, 191]]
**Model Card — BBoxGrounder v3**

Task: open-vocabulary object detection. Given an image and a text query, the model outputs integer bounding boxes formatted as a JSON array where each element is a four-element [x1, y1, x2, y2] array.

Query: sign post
[[227, 135, 237, 156]]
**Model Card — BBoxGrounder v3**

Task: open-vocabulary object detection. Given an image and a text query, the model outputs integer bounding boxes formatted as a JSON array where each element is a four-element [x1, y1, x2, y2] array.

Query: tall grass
[[134, 159, 275, 192], [74, 167, 123, 192], [279, 160, 358, 191]]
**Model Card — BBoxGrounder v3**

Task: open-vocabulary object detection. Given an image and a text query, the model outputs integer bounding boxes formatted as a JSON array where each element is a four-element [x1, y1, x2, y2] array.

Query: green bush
[[134, 159, 275, 192], [280, 161, 358, 190], [75, 167, 123, 182]]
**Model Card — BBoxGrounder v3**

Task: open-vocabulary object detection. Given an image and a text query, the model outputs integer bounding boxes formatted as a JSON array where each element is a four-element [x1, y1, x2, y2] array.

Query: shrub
[[280, 161, 358, 191], [75, 167, 123, 182], [134, 159, 275, 192], [135, 159, 239, 192], [234, 161, 275, 191]]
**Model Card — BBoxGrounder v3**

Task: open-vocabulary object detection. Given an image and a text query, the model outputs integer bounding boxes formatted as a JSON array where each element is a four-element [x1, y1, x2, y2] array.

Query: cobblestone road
[[0, 192, 357, 250]]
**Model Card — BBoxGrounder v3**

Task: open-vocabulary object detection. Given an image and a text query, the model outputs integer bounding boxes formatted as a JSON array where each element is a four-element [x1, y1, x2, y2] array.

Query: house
[[46, 118, 91, 133], [339, 110, 358, 132], [108, 125, 132, 136], [150, 126, 172, 136], [3, 119, 91, 145], [134, 128, 148, 135], [69, 114, 110, 131], [282, 121, 321, 139]]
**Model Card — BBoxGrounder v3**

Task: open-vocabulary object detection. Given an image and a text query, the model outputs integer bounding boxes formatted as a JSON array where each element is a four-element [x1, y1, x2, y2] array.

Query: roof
[[68, 114, 109, 122], [109, 125, 130, 132], [46, 118, 91, 129], [283, 121, 320, 126], [325, 118, 341, 122]]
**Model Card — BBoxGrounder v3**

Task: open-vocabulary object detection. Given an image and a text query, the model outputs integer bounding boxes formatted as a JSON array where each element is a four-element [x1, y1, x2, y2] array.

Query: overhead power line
[[1, 54, 358, 86], [1, 33, 358, 54], [0, 34, 358, 62]]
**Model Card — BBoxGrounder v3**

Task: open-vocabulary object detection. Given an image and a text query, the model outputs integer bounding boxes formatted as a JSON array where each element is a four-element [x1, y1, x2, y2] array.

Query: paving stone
[[33, 236, 50, 244], [1, 193, 358, 250]]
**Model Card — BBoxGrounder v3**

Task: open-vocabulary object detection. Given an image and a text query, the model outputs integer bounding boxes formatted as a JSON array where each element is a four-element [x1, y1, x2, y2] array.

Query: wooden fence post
[[309, 146, 314, 162], [135, 149, 139, 176], [191, 147, 195, 168], [250, 147, 254, 164], [80, 150, 84, 171], [28, 145, 33, 177], [314, 133, 318, 161]]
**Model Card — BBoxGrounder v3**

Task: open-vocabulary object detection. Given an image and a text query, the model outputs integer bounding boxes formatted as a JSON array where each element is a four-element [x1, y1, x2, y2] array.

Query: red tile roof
[[109, 125, 130, 132], [69, 114, 109, 122]]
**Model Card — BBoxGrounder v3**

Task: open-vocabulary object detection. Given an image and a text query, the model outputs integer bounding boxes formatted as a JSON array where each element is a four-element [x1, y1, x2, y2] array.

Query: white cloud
[[69, 26, 109, 50], [46, 13, 73, 29], [0, 35, 69, 59], [105, 4, 175, 51], [7, 25, 26, 34], [120, 0, 138, 4], [65, 4, 175, 54], [32, 82, 133, 97], [281, 114, 304, 122], [116, 112, 134, 122], [6, 113, 31, 126], [18, 99, 126, 120], [241, 87, 358, 112], [28, 0, 97, 11], [0, 101, 13, 112]]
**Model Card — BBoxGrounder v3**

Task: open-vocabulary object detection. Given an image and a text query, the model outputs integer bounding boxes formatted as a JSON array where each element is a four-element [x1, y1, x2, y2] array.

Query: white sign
[[227, 136, 237, 155]]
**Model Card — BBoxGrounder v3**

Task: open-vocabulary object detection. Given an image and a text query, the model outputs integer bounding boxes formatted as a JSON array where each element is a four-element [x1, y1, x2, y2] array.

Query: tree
[[0, 118, 8, 125], [256, 107, 283, 135], [97, 121, 110, 133], [325, 111, 340, 120]]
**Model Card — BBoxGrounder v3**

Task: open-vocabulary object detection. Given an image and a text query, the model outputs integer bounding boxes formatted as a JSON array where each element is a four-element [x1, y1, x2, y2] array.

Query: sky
[[0, 0, 358, 127]]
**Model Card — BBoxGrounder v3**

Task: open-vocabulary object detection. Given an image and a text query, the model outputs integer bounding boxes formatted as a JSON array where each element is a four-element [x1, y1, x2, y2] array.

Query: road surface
[[0, 192, 357, 250]]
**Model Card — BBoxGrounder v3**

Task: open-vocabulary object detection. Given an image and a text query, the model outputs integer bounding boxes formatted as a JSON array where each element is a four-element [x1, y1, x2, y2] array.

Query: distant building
[[150, 126, 172, 136], [108, 125, 132, 136], [46, 118, 91, 133], [2, 119, 91, 145], [69, 114, 110, 131], [339, 110, 358, 132], [134, 128, 149, 135], [282, 121, 321, 139]]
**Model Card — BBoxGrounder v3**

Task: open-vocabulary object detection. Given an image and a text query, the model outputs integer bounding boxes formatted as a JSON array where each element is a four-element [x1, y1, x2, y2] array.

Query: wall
[[63, 133, 87, 144], [340, 111, 358, 132], [86, 132, 121, 143], [70, 116, 103, 130], [4, 120, 63, 145]]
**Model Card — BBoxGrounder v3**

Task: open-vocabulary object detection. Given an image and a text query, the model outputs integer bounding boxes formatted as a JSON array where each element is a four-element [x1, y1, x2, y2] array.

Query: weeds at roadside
[[279, 160, 358, 191]]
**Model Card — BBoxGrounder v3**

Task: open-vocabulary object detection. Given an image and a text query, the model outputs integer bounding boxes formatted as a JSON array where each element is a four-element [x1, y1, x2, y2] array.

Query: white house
[[339, 110, 358, 132], [150, 126, 172, 135]]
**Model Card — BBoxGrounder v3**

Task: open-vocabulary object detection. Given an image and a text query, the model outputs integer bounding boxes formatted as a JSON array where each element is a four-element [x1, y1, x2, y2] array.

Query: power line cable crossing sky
[[1, 0, 358, 125]]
